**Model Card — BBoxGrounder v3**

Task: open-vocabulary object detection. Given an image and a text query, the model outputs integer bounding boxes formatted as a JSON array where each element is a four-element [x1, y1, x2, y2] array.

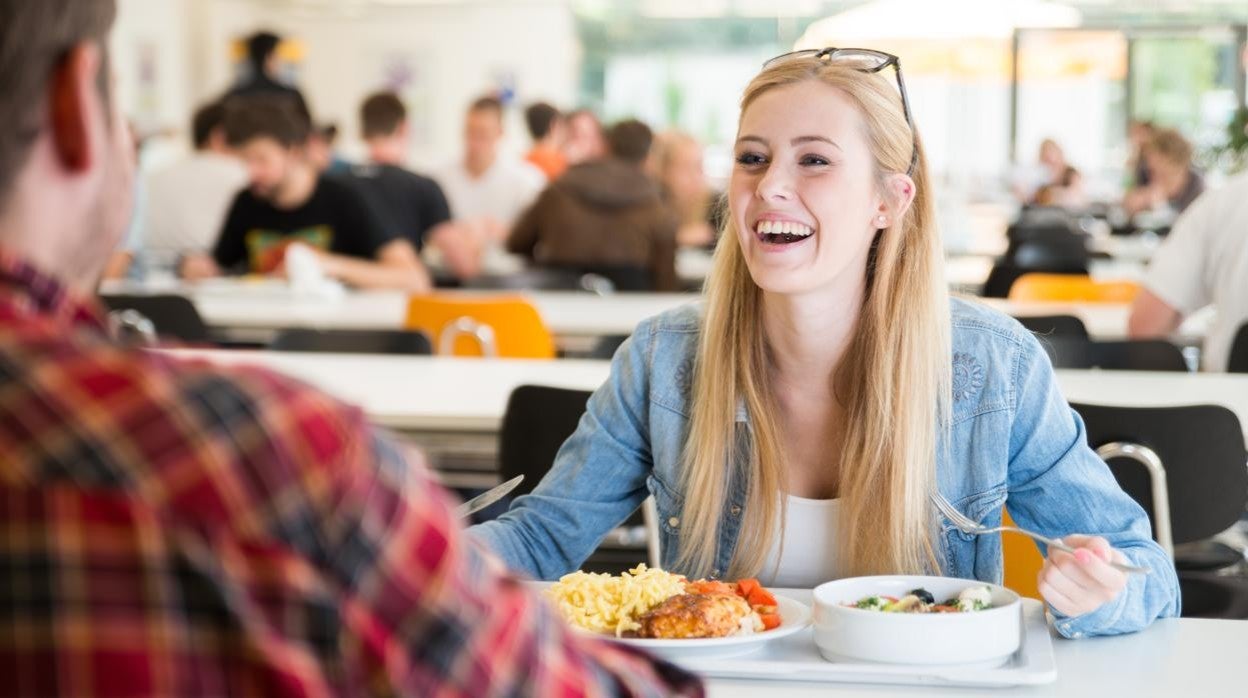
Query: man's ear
[[48, 43, 103, 173]]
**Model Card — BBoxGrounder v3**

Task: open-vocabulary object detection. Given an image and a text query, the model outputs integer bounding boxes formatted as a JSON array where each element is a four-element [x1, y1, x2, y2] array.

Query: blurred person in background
[[1129, 172, 1248, 371], [141, 100, 247, 266], [1125, 119, 1156, 190], [1123, 128, 1205, 217], [224, 29, 312, 125], [508, 119, 678, 291], [523, 101, 568, 180], [1026, 138, 1084, 209], [650, 130, 722, 248], [183, 96, 429, 292], [339, 91, 451, 263], [434, 95, 544, 279], [305, 122, 351, 175], [563, 108, 607, 165]]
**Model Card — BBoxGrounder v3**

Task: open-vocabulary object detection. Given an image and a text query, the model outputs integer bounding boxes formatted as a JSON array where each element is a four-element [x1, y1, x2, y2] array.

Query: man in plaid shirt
[[0, 2, 702, 695]]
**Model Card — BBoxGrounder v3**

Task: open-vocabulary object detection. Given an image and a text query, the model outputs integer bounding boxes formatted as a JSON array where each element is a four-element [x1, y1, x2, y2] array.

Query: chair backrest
[[100, 294, 211, 343], [1229, 323, 1248, 373], [497, 384, 647, 531], [1040, 338, 1189, 371], [404, 295, 556, 359], [498, 385, 593, 498], [466, 268, 598, 292], [1008, 274, 1139, 303], [1071, 402, 1248, 546], [590, 334, 630, 360], [1001, 507, 1043, 600], [1013, 314, 1090, 340], [270, 328, 432, 355]]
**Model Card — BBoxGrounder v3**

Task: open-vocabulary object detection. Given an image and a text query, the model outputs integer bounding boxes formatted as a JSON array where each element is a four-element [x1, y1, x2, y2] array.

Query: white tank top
[[756, 495, 842, 589]]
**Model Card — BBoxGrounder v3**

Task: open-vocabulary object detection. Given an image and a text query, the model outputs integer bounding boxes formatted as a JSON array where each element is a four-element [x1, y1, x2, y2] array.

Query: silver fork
[[931, 493, 1150, 575]]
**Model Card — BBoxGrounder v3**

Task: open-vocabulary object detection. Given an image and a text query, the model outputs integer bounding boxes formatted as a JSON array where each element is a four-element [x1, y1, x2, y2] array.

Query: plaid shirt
[[0, 251, 702, 697]]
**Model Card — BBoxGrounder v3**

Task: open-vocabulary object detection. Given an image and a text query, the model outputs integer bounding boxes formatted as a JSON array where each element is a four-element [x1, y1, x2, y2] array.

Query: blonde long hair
[[676, 57, 951, 579]]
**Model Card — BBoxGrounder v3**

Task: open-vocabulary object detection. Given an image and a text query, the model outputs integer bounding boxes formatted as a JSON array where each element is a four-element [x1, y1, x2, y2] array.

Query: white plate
[[587, 595, 812, 660]]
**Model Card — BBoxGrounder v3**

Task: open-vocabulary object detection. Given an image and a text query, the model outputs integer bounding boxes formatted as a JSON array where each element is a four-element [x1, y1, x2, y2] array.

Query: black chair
[[1072, 402, 1248, 618], [466, 268, 598, 292], [982, 212, 1091, 298], [497, 385, 654, 574], [1040, 338, 1188, 371], [1014, 315, 1090, 340], [1229, 323, 1248, 373], [590, 334, 630, 360], [270, 328, 432, 355], [100, 294, 211, 343]]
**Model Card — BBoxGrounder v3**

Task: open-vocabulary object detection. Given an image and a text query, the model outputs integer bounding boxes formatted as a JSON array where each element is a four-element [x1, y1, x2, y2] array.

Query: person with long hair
[[472, 49, 1178, 639]]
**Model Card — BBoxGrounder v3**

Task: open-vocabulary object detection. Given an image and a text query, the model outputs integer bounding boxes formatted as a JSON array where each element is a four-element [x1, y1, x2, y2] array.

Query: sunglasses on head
[[764, 47, 918, 176]]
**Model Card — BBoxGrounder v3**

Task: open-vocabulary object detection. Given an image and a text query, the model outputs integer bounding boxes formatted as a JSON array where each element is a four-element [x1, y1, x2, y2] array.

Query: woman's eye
[[735, 152, 767, 166], [801, 155, 831, 166]]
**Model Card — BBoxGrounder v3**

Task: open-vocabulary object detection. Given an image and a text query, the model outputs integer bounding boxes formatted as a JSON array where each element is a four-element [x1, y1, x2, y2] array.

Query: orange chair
[[404, 295, 556, 359], [1007, 273, 1140, 303], [1001, 508, 1044, 600]]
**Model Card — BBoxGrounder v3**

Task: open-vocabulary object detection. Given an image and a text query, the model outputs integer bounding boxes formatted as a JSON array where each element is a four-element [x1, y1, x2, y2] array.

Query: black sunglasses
[[764, 48, 918, 176]]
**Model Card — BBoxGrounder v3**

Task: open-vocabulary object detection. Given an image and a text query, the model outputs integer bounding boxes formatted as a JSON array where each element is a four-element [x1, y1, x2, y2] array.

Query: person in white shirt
[[143, 101, 248, 262], [1128, 172, 1247, 371], [433, 96, 544, 279]]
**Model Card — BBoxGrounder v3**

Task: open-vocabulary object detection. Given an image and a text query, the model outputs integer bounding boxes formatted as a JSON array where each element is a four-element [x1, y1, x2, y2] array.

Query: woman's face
[[730, 80, 887, 296]]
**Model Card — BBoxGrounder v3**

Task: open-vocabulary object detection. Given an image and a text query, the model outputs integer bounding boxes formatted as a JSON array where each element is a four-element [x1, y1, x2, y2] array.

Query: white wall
[[113, 0, 579, 172], [111, 0, 195, 137]]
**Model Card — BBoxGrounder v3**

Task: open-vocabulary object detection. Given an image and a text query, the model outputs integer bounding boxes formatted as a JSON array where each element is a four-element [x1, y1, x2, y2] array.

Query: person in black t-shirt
[[181, 96, 430, 292], [338, 92, 453, 254]]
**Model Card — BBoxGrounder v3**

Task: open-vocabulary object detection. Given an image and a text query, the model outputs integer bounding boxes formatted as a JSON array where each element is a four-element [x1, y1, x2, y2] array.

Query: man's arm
[[1128, 287, 1184, 338], [318, 238, 431, 293]]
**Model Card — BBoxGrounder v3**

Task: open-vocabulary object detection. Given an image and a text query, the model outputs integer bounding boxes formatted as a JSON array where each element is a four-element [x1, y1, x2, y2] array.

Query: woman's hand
[[1037, 534, 1128, 618]]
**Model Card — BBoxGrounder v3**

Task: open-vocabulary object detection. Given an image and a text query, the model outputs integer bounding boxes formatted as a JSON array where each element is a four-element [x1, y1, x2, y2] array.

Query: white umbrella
[[795, 0, 1082, 45]]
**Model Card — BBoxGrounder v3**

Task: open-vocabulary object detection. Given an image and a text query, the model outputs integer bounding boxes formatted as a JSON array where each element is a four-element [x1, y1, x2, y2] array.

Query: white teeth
[[755, 220, 815, 238]]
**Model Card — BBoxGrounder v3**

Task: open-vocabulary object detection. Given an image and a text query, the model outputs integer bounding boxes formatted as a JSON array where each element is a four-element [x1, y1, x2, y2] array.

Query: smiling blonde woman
[[471, 48, 1179, 639]]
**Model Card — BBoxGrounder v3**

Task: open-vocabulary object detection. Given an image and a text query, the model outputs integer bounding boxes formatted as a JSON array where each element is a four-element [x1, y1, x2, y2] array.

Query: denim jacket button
[[711, 568, 721, 579], [668, 516, 680, 528], [729, 505, 742, 517]]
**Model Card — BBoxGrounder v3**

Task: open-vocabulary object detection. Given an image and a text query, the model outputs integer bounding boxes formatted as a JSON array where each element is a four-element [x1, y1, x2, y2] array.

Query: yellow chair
[[404, 295, 556, 359], [1001, 508, 1044, 600], [1007, 273, 1140, 303]]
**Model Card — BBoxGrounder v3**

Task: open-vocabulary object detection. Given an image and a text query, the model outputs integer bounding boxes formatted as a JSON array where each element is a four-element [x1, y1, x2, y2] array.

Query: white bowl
[[812, 575, 1022, 667]]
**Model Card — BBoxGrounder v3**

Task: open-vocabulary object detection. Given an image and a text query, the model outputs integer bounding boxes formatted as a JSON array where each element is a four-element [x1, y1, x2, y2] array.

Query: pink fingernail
[[1075, 549, 1093, 564]]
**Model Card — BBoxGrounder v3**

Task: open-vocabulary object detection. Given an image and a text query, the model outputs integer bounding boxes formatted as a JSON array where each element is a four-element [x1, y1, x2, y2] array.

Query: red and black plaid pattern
[[0, 251, 702, 697]]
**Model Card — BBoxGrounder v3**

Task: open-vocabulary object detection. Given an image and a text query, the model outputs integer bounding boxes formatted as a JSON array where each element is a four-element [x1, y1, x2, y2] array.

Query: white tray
[[677, 598, 1056, 688]]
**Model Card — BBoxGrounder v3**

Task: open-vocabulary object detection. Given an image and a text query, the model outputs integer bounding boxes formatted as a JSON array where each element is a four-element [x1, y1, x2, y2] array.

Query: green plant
[[1203, 106, 1248, 174]]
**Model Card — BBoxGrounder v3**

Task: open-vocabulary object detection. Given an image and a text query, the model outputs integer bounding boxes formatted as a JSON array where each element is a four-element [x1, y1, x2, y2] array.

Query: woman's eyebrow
[[735, 134, 841, 152]]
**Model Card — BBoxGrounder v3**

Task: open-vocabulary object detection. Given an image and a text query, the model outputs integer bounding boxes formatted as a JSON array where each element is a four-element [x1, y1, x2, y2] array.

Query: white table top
[[705, 589, 1244, 697], [977, 297, 1212, 342], [104, 278, 1211, 344], [163, 350, 1248, 439], [104, 279, 697, 340]]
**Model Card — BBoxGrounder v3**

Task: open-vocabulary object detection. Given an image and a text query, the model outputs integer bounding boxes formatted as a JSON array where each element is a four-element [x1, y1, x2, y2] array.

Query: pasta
[[545, 564, 687, 637]]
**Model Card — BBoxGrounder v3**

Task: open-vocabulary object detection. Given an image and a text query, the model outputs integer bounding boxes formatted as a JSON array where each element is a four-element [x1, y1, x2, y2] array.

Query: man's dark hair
[[191, 101, 228, 150], [0, 0, 117, 209], [361, 92, 407, 139], [524, 102, 561, 141], [246, 30, 281, 70], [606, 119, 654, 164], [223, 95, 310, 149], [468, 95, 504, 119]]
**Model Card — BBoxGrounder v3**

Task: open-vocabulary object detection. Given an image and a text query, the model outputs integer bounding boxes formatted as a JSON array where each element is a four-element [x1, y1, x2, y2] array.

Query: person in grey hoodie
[[507, 119, 679, 290]]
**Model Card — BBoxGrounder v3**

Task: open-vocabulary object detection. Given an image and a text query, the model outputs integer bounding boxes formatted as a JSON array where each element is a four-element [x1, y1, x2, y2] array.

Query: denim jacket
[[471, 297, 1181, 638]]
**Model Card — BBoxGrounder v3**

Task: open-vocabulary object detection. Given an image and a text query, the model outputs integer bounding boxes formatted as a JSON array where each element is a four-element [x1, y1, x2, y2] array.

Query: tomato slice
[[759, 613, 782, 630]]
